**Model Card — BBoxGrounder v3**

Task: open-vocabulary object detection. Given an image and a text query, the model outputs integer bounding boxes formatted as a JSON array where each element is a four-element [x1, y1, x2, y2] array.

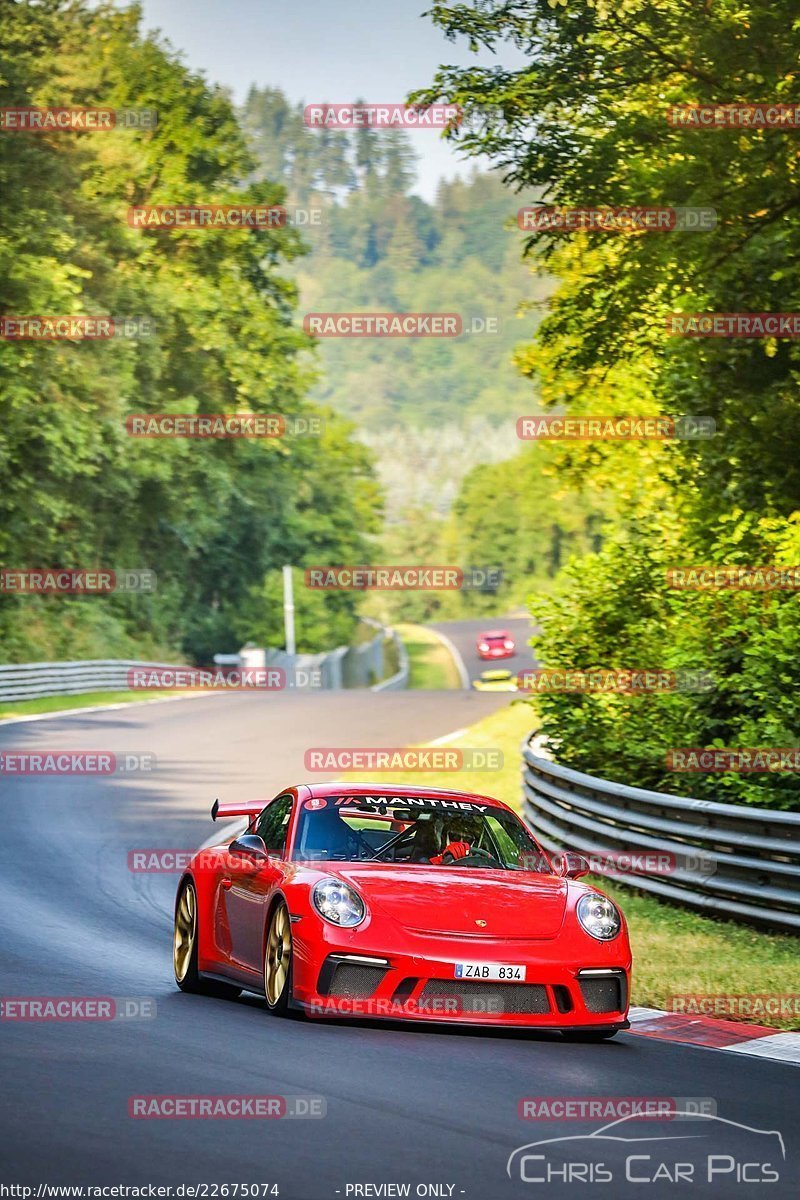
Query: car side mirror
[[556, 851, 590, 879], [229, 833, 269, 862]]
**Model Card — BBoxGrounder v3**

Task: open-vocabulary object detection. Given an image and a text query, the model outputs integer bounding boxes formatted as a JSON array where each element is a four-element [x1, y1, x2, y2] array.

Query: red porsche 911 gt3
[[173, 783, 631, 1038], [477, 630, 516, 660]]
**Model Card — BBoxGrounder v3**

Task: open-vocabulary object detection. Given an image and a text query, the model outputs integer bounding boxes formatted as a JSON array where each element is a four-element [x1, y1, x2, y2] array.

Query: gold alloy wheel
[[265, 903, 291, 1007], [173, 883, 196, 983]]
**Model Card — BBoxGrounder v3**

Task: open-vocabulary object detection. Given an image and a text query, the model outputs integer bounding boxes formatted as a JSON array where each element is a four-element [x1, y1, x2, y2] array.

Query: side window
[[486, 815, 520, 863], [255, 794, 293, 854]]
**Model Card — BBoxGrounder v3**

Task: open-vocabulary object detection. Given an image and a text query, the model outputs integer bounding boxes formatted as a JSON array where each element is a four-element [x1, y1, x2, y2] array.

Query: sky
[[137, 0, 528, 201]]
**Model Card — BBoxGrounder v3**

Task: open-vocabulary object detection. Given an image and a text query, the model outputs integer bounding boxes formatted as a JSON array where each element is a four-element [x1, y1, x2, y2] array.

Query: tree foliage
[[415, 0, 800, 524], [241, 88, 551, 517], [0, 1, 380, 662], [416, 0, 800, 807]]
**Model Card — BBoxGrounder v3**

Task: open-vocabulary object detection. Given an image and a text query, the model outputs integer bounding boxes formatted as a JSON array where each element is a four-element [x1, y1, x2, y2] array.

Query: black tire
[[173, 879, 241, 998], [264, 900, 293, 1016]]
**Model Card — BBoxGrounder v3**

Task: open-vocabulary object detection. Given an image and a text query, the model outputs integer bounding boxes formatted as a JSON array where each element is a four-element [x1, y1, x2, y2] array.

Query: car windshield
[[294, 795, 549, 871]]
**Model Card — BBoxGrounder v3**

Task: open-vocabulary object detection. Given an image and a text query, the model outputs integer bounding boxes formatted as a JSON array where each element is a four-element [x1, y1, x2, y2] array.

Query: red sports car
[[477, 630, 516, 659], [173, 783, 631, 1037]]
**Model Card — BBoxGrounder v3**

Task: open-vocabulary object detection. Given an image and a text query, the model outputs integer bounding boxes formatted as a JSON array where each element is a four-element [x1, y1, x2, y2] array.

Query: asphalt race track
[[1, 684, 798, 1198], [429, 617, 536, 684]]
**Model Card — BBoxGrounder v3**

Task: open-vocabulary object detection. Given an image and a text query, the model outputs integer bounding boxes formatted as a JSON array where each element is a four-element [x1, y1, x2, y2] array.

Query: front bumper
[[291, 930, 630, 1029]]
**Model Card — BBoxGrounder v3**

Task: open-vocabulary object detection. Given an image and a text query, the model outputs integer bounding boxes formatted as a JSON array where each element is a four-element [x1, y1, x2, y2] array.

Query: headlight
[[577, 893, 621, 941], [312, 877, 365, 927]]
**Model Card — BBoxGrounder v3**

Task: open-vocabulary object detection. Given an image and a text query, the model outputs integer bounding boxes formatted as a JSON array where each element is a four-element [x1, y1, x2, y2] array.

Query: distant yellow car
[[472, 669, 519, 692]]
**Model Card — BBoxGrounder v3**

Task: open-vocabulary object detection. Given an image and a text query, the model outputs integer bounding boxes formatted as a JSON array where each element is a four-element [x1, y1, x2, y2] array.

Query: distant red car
[[477, 629, 516, 659], [173, 783, 631, 1037]]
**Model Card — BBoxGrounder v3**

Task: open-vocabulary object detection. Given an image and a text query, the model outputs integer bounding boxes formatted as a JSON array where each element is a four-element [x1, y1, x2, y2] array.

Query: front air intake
[[577, 971, 626, 1013], [419, 979, 550, 1016], [318, 956, 387, 999]]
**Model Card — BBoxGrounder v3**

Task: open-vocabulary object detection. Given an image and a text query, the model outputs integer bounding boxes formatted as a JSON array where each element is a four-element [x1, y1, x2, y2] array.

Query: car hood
[[331, 864, 568, 939]]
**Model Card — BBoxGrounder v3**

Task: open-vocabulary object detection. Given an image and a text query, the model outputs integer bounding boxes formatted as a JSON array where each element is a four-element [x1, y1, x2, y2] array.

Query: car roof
[[480, 629, 510, 638], [298, 780, 511, 811]]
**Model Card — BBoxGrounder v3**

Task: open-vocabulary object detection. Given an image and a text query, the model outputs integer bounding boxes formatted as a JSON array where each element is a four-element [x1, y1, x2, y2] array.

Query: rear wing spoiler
[[211, 798, 266, 823]]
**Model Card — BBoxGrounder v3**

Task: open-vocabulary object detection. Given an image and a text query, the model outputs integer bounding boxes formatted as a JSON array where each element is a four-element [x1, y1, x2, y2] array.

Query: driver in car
[[429, 814, 482, 865]]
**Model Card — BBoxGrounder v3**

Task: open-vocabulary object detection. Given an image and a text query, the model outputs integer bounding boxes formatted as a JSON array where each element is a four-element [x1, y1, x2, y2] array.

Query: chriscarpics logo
[[507, 1112, 786, 1187]]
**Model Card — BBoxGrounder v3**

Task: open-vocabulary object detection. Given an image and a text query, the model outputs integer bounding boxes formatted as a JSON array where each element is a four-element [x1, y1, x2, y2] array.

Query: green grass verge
[[394, 623, 462, 690], [343, 701, 532, 802], [345, 700, 800, 1030], [597, 881, 800, 1028], [0, 690, 181, 720]]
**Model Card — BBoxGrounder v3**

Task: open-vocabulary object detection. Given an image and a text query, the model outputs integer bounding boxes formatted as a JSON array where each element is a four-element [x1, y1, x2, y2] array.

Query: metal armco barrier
[[0, 624, 410, 705], [522, 737, 800, 932], [371, 629, 409, 692], [0, 660, 180, 703], [264, 623, 408, 691]]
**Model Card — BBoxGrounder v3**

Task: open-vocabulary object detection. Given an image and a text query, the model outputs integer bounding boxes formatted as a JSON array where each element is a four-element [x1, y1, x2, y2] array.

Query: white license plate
[[454, 962, 526, 982]]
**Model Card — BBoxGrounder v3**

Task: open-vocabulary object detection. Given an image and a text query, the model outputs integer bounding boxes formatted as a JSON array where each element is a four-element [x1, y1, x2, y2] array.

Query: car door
[[223, 793, 294, 974]]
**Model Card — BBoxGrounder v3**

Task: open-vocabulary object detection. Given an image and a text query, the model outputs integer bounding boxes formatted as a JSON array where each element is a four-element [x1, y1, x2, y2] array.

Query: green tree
[[0, 1, 380, 663], [411, 0, 800, 808], [413, 0, 800, 526]]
